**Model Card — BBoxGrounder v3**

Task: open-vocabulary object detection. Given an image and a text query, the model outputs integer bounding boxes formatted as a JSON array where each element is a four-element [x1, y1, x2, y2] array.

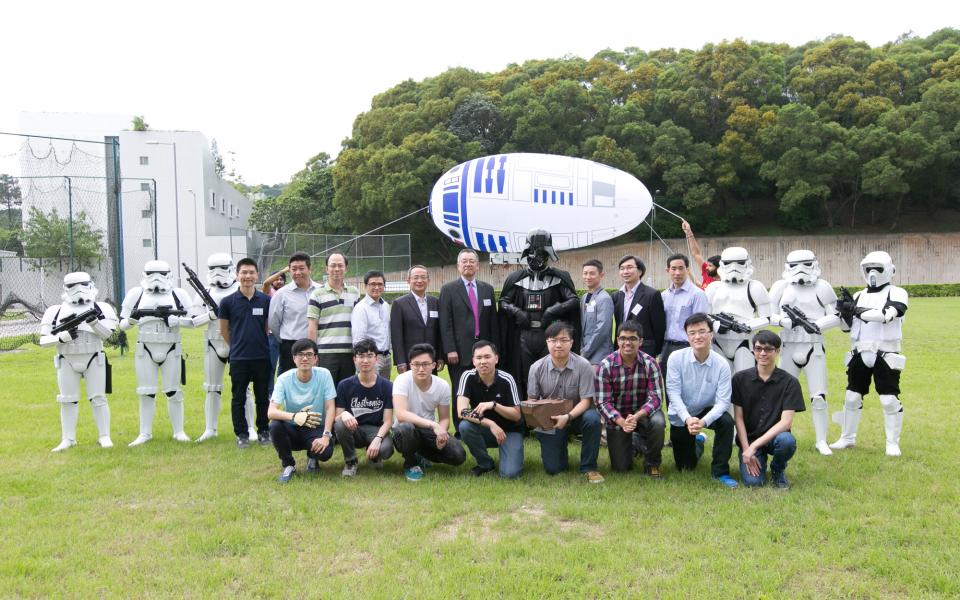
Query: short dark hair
[[582, 259, 604, 272], [236, 257, 258, 272], [752, 330, 782, 349], [667, 253, 690, 268], [684, 312, 712, 332], [364, 270, 386, 285], [617, 319, 645, 339], [326, 253, 349, 267], [289, 252, 311, 268], [407, 343, 436, 363], [471, 339, 498, 356], [291, 338, 317, 357], [545, 320, 575, 340], [707, 255, 721, 267], [618, 254, 646, 278], [353, 338, 378, 356]]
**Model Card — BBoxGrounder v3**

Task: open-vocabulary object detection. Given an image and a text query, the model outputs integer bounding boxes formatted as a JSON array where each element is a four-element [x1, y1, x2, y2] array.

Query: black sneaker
[[306, 458, 319, 473], [772, 471, 790, 489], [257, 431, 271, 446], [469, 465, 494, 477], [237, 437, 251, 449]]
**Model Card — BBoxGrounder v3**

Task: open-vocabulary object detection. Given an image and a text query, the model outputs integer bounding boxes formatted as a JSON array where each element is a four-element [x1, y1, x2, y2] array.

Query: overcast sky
[[1, 1, 956, 184]]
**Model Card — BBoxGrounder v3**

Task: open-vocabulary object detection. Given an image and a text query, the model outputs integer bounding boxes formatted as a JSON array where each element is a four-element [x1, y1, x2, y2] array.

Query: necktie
[[468, 281, 480, 337], [583, 292, 592, 316]]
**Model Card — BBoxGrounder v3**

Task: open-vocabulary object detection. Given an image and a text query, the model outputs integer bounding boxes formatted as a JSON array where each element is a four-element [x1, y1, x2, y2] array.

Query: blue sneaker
[[404, 465, 424, 482], [772, 471, 789, 489], [713, 474, 739, 489], [278, 465, 296, 484], [695, 433, 707, 443]]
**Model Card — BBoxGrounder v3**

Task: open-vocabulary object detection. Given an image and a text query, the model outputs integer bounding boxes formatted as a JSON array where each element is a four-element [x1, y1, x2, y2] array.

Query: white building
[[17, 112, 250, 291]]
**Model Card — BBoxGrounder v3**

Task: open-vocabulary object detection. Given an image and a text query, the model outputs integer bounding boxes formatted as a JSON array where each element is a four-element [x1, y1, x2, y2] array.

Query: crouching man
[[334, 338, 395, 477], [266, 338, 336, 483]]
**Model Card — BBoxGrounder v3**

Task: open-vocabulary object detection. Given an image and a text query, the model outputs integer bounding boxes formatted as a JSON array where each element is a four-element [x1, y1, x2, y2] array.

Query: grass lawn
[[1, 298, 958, 598]]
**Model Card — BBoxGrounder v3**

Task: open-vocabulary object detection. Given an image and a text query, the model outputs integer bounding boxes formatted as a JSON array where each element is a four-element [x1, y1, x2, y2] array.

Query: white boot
[[168, 392, 190, 442], [91, 399, 113, 448], [246, 390, 257, 440], [811, 397, 832, 456], [129, 395, 155, 446], [196, 391, 220, 442], [830, 391, 862, 450], [884, 411, 903, 457], [52, 403, 79, 452]]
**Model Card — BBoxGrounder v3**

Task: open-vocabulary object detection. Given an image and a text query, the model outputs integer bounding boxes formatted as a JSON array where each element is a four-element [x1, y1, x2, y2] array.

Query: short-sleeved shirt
[[527, 352, 596, 403], [393, 371, 450, 423], [271, 367, 337, 420], [731, 367, 806, 446], [218, 289, 271, 361], [700, 263, 717, 291], [307, 283, 360, 355], [456, 369, 523, 433], [336, 375, 393, 427]]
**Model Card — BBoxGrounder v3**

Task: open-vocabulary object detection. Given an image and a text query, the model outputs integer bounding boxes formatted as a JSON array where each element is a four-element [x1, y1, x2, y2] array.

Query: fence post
[[65, 176, 74, 272]]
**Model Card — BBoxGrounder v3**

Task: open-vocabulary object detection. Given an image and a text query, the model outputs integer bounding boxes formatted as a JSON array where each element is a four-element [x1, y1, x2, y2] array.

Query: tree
[[0, 174, 21, 227], [210, 139, 225, 178], [248, 153, 344, 235], [131, 116, 149, 131], [448, 94, 506, 153], [21, 207, 105, 269]]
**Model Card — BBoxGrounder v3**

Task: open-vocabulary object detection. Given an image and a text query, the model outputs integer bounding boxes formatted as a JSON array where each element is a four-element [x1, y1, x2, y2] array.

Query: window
[[139, 156, 149, 166], [220, 198, 226, 214], [142, 238, 152, 247], [228, 202, 234, 219], [210, 191, 217, 209], [141, 209, 152, 218], [140, 182, 151, 191]]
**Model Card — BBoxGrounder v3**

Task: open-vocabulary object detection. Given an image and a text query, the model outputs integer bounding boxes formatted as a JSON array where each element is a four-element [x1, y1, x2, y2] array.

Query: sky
[[1, 0, 957, 184]]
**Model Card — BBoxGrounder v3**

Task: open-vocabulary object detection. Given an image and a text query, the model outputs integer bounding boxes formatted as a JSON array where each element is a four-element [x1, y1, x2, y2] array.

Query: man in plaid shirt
[[595, 319, 667, 479]]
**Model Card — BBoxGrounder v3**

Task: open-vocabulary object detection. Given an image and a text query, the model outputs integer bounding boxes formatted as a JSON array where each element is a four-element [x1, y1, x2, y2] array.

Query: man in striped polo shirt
[[307, 253, 360, 385]]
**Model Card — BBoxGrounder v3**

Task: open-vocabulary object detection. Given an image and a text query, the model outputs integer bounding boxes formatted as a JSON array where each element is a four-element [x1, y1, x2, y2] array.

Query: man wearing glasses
[[266, 339, 337, 483], [732, 331, 805, 489], [665, 313, 737, 488], [351, 270, 392, 379], [334, 338, 394, 477], [595, 320, 666, 479], [527, 321, 604, 483]]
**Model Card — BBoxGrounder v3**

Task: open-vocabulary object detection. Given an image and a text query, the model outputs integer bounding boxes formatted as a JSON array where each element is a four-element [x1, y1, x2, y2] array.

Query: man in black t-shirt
[[456, 340, 524, 478], [732, 330, 806, 489], [334, 339, 394, 477]]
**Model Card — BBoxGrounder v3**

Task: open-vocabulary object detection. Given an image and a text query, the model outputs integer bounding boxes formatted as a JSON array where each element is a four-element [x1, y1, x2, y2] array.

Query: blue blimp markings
[[485, 157, 495, 193], [458, 159, 475, 248], [474, 233, 487, 251], [498, 235, 507, 252], [497, 156, 507, 193], [552, 190, 557, 205]]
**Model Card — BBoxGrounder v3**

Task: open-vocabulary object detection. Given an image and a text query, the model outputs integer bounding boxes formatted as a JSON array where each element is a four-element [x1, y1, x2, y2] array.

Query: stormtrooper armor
[[119, 260, 201, 446], [831, 251, 908, 456], [705, 246, 772, 373], [498, 230, 580, 393], [768, 250, 842, 455], [190, 253, 257, 442], [39, 272, 119, 451]]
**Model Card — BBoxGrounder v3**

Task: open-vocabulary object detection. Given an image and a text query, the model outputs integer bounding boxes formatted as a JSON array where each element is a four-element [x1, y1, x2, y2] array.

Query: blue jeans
[[458, 420, 524, 478], [534, 408, 602, 474], [738, 431, 797, 487]]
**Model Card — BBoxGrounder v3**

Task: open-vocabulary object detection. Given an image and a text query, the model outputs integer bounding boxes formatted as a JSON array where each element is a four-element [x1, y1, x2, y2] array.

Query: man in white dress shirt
[[352, 270, 392, 379]]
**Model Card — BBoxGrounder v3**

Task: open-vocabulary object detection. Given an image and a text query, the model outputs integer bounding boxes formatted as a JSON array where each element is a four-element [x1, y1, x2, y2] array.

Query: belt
[[664, 340, 690, 346], [377, 350, 390, 356]]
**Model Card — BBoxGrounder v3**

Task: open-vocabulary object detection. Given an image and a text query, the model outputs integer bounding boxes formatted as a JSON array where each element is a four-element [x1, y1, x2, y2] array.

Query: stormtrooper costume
[[498, 230, 580, 394], [768, 250, 842, 455], [705, 247, 772, 374], [831, 251, 908, 457], [39, 272, 119, 451], [191, 254, 257, 443], [119, 260, 202, 446]]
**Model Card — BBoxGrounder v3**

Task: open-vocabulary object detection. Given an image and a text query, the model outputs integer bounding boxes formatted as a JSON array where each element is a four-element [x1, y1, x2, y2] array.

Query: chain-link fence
[[230, 228, 411, 285], [0, 132, 151, 350]]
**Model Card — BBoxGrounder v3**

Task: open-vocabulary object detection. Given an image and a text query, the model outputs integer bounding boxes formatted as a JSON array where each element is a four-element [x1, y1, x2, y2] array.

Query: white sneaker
[[128, 434, 152, 447], [51, 439, 77, 452], [885, 443, 901, 457], [172, 432, 191, 442], [97, 436, 114, 449], [195, 429, 217, 443], [815, 441, 833, 456], [341, 462, 358, 477]]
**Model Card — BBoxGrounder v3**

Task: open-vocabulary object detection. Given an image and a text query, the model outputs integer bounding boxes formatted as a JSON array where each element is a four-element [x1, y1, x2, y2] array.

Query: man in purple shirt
[[595, 320, 666, 479]]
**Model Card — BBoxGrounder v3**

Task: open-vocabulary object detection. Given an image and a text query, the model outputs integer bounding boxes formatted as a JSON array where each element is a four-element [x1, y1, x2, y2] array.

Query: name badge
[[252, 308, 264, 316], [586, 303, 596, 313], [483, 299, 492, 307], [631, 304, 642, 316], [429, 310, 439, 318]]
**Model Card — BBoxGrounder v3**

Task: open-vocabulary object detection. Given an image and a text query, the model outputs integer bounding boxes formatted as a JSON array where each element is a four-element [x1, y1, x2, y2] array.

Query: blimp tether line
[[310, 206, 429, 261]]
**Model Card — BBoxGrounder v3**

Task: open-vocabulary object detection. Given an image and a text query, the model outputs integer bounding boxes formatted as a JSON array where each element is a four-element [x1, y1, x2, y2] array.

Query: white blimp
[[428, 153, 652, 253]]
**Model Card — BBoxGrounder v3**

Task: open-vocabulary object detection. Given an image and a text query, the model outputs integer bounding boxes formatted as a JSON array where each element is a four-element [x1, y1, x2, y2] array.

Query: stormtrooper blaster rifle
[[781, 304, 821, 335], [709, 312, 752, 335], [51, 305, 102, 338], [129, 306, 188, 326], [182, 262, 219, 314], [836, 287, 857, 327]]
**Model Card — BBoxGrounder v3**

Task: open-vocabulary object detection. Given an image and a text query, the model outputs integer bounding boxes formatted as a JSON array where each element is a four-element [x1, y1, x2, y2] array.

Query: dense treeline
[[250, 30, 960, 262]]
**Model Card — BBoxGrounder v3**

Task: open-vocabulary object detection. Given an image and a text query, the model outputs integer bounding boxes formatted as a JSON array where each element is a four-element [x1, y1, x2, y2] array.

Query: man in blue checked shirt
[[666, 313, 737, 488], [660, 253, 711, 374]]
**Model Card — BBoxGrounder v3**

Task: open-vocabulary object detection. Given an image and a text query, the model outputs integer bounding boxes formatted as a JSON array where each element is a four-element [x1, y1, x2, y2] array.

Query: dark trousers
[[671, 410, 734, 477], [334, 421, 394, 464], [268, 335, 280, 397], [229, 359, 270, 438], [392, 422, 466, 469], [269, 420, 334, 468], [318, 353, 355, 386], [447, 364, 468, 433], [278, 339, 297, 376], [606, 410, 665, 472]]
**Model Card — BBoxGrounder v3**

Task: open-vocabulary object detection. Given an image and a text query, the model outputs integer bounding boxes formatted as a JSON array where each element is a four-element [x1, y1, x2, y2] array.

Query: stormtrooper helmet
[[206, 253, 235, 289], [62, 272, 98, 305], [520, 229, 558, 272], [718, 247, 753, 284], [860, 251, 895, 288], [783, 249, 821, 285], [141, 260, 173, 293]]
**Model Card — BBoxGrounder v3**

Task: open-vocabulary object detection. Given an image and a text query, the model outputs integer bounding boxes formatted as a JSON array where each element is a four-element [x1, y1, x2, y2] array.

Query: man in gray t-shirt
[[391, 343, 466, 481], [527, 322, 604, 483]]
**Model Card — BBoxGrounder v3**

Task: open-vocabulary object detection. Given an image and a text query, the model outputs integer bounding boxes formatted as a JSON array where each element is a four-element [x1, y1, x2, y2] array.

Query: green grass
[[1, 299, 958, 598]]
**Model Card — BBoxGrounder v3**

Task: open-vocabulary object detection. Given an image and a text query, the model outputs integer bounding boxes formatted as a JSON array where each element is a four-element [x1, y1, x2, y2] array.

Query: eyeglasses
[[294, 352, 316, 359], [686, 329, 711, 338], [366, 282, 385, 288], [753, 345, 778, 355], [617, 335, 640, 343], [546, 338, 572, 345], [354, 353, 378, 361], [410, 361, 434, 370]]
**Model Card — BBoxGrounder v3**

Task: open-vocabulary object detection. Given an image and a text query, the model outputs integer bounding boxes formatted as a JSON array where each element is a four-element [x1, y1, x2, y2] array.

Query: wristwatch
[[322, 431, 332, 438]]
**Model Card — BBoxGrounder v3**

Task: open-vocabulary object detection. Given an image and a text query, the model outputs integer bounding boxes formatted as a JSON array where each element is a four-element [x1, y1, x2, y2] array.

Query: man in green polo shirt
[[307, 253, 360, 385]]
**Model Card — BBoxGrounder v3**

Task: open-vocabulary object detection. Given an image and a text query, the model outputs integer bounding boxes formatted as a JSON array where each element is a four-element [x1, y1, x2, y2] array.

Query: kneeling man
[[334, 338, 395, 477], [732, 330, 805, 489]]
